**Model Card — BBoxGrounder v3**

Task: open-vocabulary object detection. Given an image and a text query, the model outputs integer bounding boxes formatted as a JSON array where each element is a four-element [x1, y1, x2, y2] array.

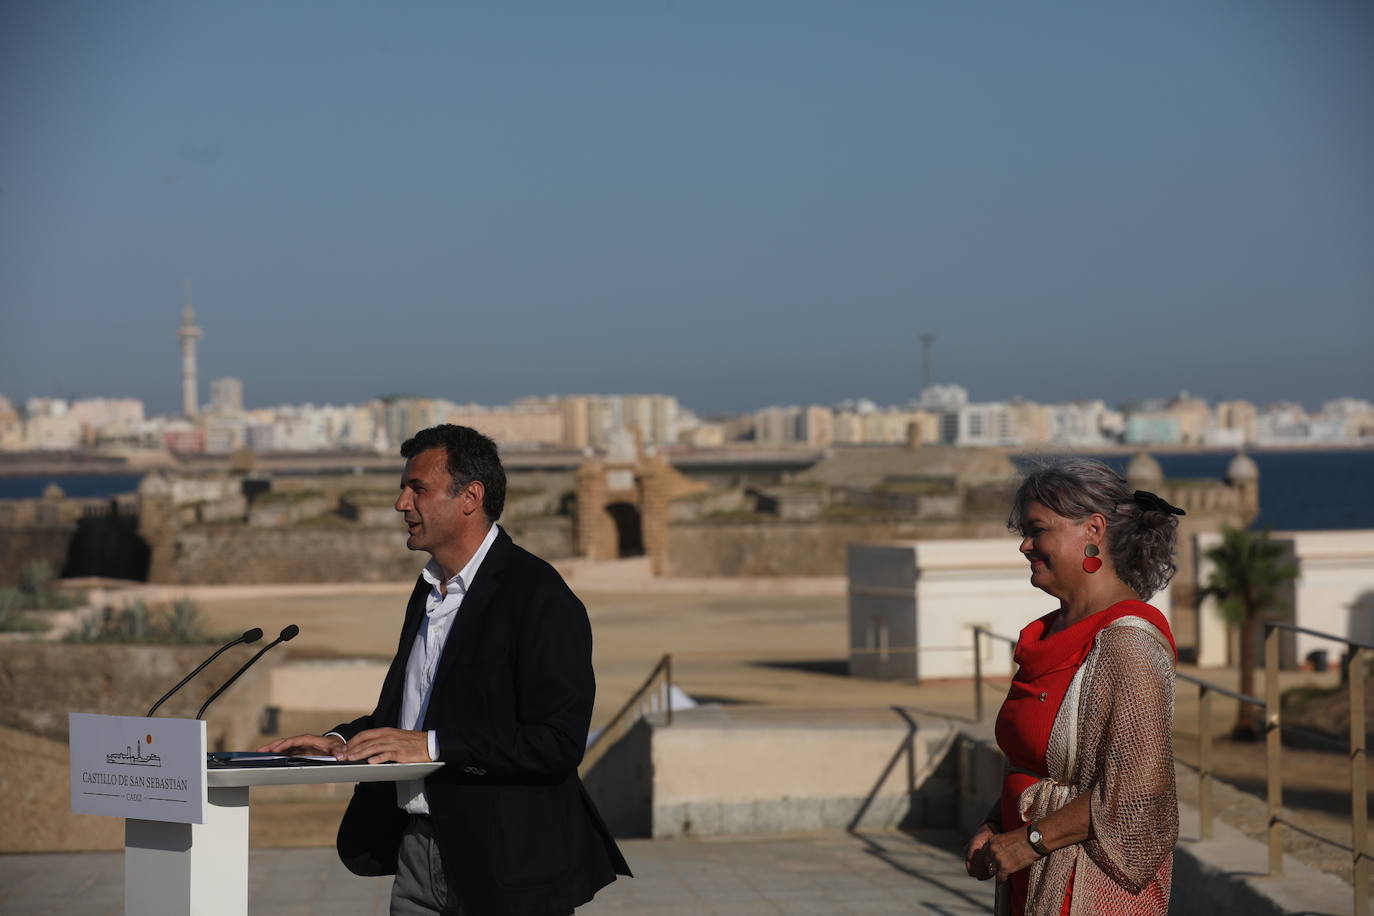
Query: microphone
[[147, 628, 263, 717], [196, 625, 299, 721]]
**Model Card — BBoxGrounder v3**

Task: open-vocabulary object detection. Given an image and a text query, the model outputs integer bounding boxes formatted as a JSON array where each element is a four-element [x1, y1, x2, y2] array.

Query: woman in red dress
[[964, 459, 1182, 916]]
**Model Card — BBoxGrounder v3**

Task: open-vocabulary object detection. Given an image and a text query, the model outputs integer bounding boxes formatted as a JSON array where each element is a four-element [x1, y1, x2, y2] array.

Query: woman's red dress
[[993, 600, 1175, 916]]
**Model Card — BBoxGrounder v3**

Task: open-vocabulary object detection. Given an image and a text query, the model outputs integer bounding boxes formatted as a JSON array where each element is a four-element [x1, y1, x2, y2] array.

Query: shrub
[[64, 598, 222, 644], [14, 560, 86, 610], [0, 587, 45, 633]]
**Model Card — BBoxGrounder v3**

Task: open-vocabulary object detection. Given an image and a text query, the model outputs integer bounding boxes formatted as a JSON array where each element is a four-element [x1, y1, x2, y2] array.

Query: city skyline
[[5, 364, 1370, 421], [3, 2, 1371, 414], [3, 293, 1370, 421], [6, 380, 1371, 456]]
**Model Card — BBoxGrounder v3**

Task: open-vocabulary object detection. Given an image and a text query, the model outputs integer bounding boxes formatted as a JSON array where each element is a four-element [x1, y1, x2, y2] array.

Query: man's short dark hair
[[400, 425, 506, 520]]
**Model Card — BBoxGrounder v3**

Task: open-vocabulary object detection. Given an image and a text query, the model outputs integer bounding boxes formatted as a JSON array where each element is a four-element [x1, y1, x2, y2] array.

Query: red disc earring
[[1082, 543, 1102, 573]]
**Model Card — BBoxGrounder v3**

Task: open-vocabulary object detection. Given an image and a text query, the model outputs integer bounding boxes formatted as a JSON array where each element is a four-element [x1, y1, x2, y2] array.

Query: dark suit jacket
[[332, 528, 630, 915]]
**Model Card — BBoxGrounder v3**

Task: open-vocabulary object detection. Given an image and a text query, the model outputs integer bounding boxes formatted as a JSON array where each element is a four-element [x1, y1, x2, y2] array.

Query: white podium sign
[[69, 713, 207, 824]]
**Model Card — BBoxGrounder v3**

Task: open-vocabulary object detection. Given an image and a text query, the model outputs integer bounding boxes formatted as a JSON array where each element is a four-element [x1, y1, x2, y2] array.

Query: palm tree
[[1200, 527, 1298, 739]]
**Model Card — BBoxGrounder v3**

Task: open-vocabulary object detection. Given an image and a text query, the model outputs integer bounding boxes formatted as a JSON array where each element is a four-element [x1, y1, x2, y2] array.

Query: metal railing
[[582, 640, 1014, 779], [579, 653, 672, 778], [970, 619, 1372, 916], [971, 626, 1017, 724], [1174, 670, 1265, 846], [1264, 620, 1371, 914]]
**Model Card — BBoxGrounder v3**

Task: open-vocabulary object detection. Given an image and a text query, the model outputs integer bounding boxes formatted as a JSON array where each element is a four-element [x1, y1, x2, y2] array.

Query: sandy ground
[[190, 577, 1371, 881], [193, 584, 868, 728]]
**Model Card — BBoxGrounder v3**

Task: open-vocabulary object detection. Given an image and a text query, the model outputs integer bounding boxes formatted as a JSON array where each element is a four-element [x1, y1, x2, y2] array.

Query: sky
[[1, 0, 1371, 417]]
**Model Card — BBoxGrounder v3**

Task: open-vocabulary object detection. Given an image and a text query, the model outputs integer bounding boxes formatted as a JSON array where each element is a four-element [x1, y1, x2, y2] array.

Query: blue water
[[1076, 450, 1374, 532], [2, 450, 1372, 530], [0, 474, 143, 500]]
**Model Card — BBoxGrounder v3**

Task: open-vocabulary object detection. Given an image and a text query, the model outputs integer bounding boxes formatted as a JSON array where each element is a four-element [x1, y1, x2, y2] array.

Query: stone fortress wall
[[0, 483, 143, 585], [1, 445, 1257, 591], [661, 447, 1258, 587], [154, 516, 573, 584], [0, 466, 576, 585]]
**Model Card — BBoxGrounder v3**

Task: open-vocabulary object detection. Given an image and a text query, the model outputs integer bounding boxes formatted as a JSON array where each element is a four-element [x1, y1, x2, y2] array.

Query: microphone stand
[[197, 625, 299, 721], [147, 627, 263, 717]]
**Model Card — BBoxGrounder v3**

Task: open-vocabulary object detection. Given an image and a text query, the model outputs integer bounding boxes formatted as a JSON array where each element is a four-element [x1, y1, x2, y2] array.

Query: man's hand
[[336, 728, 432, 764], [985, 826, 1042, 881], [256, 733, 345, 756], [964, 821, 998, 880]]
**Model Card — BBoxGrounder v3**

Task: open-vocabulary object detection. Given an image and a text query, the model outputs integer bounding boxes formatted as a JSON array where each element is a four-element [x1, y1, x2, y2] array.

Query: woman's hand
[[986, 826, 1042, 881], [964, 821, 998, 880]]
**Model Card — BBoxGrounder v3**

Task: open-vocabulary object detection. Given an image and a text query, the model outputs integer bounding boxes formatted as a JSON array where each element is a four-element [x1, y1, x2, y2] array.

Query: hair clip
[[1132, 490, 1186, 517]]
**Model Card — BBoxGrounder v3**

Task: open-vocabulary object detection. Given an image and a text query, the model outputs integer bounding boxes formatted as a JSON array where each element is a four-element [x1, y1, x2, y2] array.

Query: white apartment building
[[754, 406, 802, 446], [1049, 401, 1117, 448], [952, 402, 1017, 447], [209, 377, 244, 414]]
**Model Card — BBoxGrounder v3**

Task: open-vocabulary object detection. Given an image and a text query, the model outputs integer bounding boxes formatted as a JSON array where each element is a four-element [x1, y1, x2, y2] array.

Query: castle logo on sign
[[70, 713, 206, 824], [107, 735, 162, 767]]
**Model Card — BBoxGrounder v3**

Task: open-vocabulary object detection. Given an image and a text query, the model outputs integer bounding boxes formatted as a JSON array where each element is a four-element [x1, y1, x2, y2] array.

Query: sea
[[0, 474, 145, 501], [0, 449, 1371, 531], [1028, 450, 1374, 531]]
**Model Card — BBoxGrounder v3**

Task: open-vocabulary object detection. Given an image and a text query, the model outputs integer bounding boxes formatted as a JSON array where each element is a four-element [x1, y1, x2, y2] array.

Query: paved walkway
[[1, 830, 993, 915]]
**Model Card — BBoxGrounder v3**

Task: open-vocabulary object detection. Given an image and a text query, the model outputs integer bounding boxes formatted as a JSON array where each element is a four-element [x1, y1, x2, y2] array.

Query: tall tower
[[919, 333, 934, 393], [177, 289, 203, 418]]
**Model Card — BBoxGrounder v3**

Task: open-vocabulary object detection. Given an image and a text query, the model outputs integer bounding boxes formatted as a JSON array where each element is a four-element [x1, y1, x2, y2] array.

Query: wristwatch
[[1026, 821, 1051, 857]]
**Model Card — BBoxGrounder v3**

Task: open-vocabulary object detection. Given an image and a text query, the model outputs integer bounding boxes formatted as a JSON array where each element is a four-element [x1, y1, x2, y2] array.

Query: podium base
[[125, 786, 249, 915]]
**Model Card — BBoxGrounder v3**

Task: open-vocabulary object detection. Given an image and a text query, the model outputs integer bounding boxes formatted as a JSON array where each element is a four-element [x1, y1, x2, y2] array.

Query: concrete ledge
[[587, 708, 1362, 913], [1172, 804, 1357, 916], [951, 727, 1360, 915], [585, 706, 959, 838], [653, 796, 913, 838]]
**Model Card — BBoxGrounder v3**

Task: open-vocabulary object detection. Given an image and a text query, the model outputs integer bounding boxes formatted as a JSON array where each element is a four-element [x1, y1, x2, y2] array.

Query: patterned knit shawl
[[1018, 608, 1178, 916]]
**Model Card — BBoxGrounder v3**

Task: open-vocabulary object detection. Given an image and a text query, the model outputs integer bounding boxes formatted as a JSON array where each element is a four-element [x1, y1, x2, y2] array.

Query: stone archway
[[574, 451, 707, 574], [604, 502, 644, 558]]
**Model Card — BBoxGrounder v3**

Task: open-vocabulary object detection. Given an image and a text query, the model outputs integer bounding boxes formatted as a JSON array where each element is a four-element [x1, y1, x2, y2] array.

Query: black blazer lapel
[[428, 527, 513, 700], [374, 576, 430, 727]]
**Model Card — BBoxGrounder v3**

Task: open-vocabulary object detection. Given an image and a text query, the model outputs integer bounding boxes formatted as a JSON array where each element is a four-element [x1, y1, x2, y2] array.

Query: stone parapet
[[584, 706, 959, 839], [0, 642, 278, 752], [149, 519, 572, 584], [584, 703, 1359, 914]]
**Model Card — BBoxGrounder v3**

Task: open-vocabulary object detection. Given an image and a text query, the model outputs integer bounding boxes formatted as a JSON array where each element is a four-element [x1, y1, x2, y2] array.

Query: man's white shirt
[[393, 522, 500, 814]]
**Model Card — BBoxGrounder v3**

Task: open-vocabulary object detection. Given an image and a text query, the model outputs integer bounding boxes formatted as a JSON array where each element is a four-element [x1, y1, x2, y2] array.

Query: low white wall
[[1195, 529, 1374, 668], [1282, 530, 1374, 661], [1193, 531, 1232, 669], [849, 539, 1172, 680]]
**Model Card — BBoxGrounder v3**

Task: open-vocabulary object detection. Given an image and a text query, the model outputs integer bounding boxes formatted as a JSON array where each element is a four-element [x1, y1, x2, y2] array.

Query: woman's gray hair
[[1007, 457, 1179, 600]]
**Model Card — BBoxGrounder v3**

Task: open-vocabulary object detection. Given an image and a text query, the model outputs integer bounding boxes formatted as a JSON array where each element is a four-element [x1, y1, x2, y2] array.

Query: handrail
[[971, 626, 1017, 723], [971, 619, 1370, 914], [671, 645, 990, 658], [1178, 670, 1266, 847], [582, 636, 1038, 780], [1263, 620, 1374, 652], [1262, 619, 1369, 914], [579, 653, 672, 778], [1175, 672, 1264, 708], [974, 626, 1016, 646]]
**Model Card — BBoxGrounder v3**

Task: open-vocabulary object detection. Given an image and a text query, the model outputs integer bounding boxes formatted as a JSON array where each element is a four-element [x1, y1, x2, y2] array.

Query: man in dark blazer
[[262, 424, 628, 915]]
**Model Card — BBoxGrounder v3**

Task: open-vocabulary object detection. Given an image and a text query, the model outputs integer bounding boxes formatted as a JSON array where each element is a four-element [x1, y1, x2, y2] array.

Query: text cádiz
[[83, 772, 189, 791]]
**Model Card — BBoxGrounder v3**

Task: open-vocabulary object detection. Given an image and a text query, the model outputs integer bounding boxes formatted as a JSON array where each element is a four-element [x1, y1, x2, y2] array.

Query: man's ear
[[462, 480, 486, 517]]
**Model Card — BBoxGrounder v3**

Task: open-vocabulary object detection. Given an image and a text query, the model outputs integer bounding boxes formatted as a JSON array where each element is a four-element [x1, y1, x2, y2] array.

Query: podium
[[126, 761, 440, 915], [70, 713, 440, 916]]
